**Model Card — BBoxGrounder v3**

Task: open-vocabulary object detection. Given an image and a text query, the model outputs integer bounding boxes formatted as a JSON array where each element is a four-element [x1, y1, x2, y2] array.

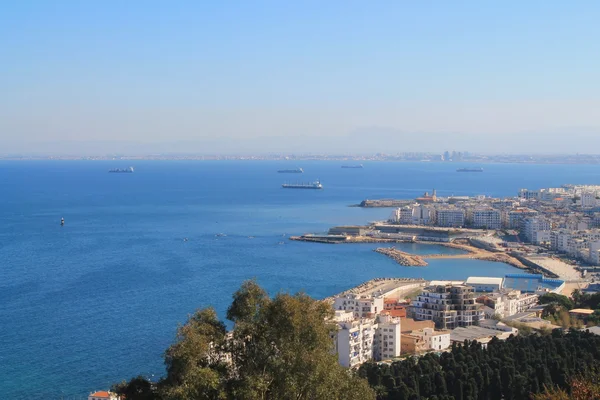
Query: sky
[[1, 1, 600, 155]]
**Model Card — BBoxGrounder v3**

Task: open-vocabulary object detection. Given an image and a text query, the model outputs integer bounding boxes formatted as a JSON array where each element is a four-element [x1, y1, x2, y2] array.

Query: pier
[[374, 247, 428, 266]]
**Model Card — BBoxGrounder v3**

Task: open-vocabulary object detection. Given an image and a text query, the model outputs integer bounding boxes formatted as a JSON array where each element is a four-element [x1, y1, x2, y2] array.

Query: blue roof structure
[[503, 273, 565, 293]]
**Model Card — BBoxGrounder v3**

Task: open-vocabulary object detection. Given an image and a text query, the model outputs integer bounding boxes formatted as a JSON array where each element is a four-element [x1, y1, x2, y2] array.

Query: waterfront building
[[412, 284, 484, 330], [389, 204, 434, 225], [435, 208, 465, 228], [465, 276, 504, 292], [389, 206, 414, 224], [467, 208, 502, 229], [327, 226, 368, 236]]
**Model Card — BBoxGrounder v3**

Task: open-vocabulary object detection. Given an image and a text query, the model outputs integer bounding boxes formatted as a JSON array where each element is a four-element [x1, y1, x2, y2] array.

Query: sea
[[1, 160, 599, 399]]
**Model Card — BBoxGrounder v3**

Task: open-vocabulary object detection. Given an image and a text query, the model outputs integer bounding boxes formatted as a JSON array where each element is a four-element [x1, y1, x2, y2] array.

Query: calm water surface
[[1, 160, 599, 399]]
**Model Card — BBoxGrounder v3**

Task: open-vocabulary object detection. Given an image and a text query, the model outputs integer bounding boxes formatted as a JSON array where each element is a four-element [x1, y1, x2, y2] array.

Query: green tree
[[539, 293, 574, 310], [117, 280, 375, 400]]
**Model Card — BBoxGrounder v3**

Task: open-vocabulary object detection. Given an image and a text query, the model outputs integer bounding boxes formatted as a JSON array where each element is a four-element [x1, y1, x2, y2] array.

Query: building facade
[[412, 284, 485, 329]]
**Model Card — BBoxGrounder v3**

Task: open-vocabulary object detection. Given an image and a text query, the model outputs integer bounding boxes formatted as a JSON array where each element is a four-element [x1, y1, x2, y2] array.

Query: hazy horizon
[[2, 2, 600, 154]]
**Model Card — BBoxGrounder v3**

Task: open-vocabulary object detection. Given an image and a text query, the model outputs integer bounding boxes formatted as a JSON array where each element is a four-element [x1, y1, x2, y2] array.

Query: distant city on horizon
[[5, 151, 600, 165]]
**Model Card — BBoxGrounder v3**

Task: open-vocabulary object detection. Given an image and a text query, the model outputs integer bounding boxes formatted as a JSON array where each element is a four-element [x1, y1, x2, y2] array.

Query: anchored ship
[[341, 164, 363, 169], [282, 180, 323, 189], [278, 168, 303, 173], [109, 167, 134, 173], [457, 167, 483, 172]]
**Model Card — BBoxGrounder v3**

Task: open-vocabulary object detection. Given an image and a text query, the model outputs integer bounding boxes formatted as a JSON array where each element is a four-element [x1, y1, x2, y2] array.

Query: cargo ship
[[456, 167, 483, 172], [341, 164, 363, 169], [278, 168, 303, 173], [109, 167, 134, 173], [282, 180, 323, 189]]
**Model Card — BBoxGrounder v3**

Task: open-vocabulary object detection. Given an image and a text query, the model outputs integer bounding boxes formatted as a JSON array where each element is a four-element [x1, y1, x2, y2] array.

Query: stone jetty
[[374, 247, 428, 266]]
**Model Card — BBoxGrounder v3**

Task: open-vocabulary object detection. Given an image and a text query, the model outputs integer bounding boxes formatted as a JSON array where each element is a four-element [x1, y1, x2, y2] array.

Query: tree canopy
[[359, 330, 600, 400], [114, 280, 375, 400]]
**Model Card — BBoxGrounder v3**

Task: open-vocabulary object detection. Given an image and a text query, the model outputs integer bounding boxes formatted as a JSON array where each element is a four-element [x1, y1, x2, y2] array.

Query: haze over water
[[1, 160, 599, 399]]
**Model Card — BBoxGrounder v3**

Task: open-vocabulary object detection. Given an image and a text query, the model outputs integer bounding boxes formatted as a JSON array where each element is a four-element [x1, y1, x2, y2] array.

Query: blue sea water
[[1, 160, 599, 399]]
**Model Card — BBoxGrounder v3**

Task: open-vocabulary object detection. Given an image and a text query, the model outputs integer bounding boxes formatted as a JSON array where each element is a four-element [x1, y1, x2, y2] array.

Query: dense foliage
[[359, 330, 600, 400], [113, 280, 375, 400]]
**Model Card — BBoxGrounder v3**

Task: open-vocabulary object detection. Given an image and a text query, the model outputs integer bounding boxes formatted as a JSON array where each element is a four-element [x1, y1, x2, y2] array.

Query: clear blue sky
[[1, 1, 599, 154]]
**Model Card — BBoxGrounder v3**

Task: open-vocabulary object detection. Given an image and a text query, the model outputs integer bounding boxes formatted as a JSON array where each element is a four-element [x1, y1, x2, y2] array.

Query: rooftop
[[466, 277, 504, 286]]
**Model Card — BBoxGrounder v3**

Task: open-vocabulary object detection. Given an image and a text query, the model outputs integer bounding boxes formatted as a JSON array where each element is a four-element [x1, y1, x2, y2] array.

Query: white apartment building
[[335, 317, 377, 368], [477, 291, 539, 318], [389, 205, 434, 225], [550, 230, 571, 252], [412, 205, 434, 225], [389, 206, 414, 224], [522, 217, 551, 244], [468, 208, 502, 230], [373, 314, 402, 361], [333, 294, 384, 319], [435, 209, 465, 228], [333, 312, 402, 367], [408, 327, 451, 352], [581, 192, 598, 208]]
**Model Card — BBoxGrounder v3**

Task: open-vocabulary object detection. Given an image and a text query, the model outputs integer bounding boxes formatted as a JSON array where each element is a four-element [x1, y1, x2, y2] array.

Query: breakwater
[[374, 247, 428, 266]]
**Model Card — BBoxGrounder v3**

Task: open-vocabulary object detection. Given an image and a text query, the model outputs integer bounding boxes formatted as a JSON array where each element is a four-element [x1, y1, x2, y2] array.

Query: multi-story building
[[581, 192, 598, 208], [506, 208, 538, 229], [373, 314, 402, 361], [389, 205, 434, 225], [333, 312, 401, 367], [412, 284, 485, 329], [550, 230, 571, 252], [333, 294, 384, 319], [468, 208, 502, 229], [522, 217, 551, 244], [477, 291, 539, 318], [406, 327, 451, 352], [334, 317, 377, 368], [435, 208, 465, 228], [589, 241, 600, 265]]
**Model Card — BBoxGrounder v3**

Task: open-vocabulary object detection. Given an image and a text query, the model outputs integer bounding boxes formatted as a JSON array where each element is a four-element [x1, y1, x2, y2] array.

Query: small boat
[[109, 167, 134, 173], [215, 233, 227, 237], [278, 168, 303, 173], [60, 218, 64, 226], [457, 167, 483, 172]]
